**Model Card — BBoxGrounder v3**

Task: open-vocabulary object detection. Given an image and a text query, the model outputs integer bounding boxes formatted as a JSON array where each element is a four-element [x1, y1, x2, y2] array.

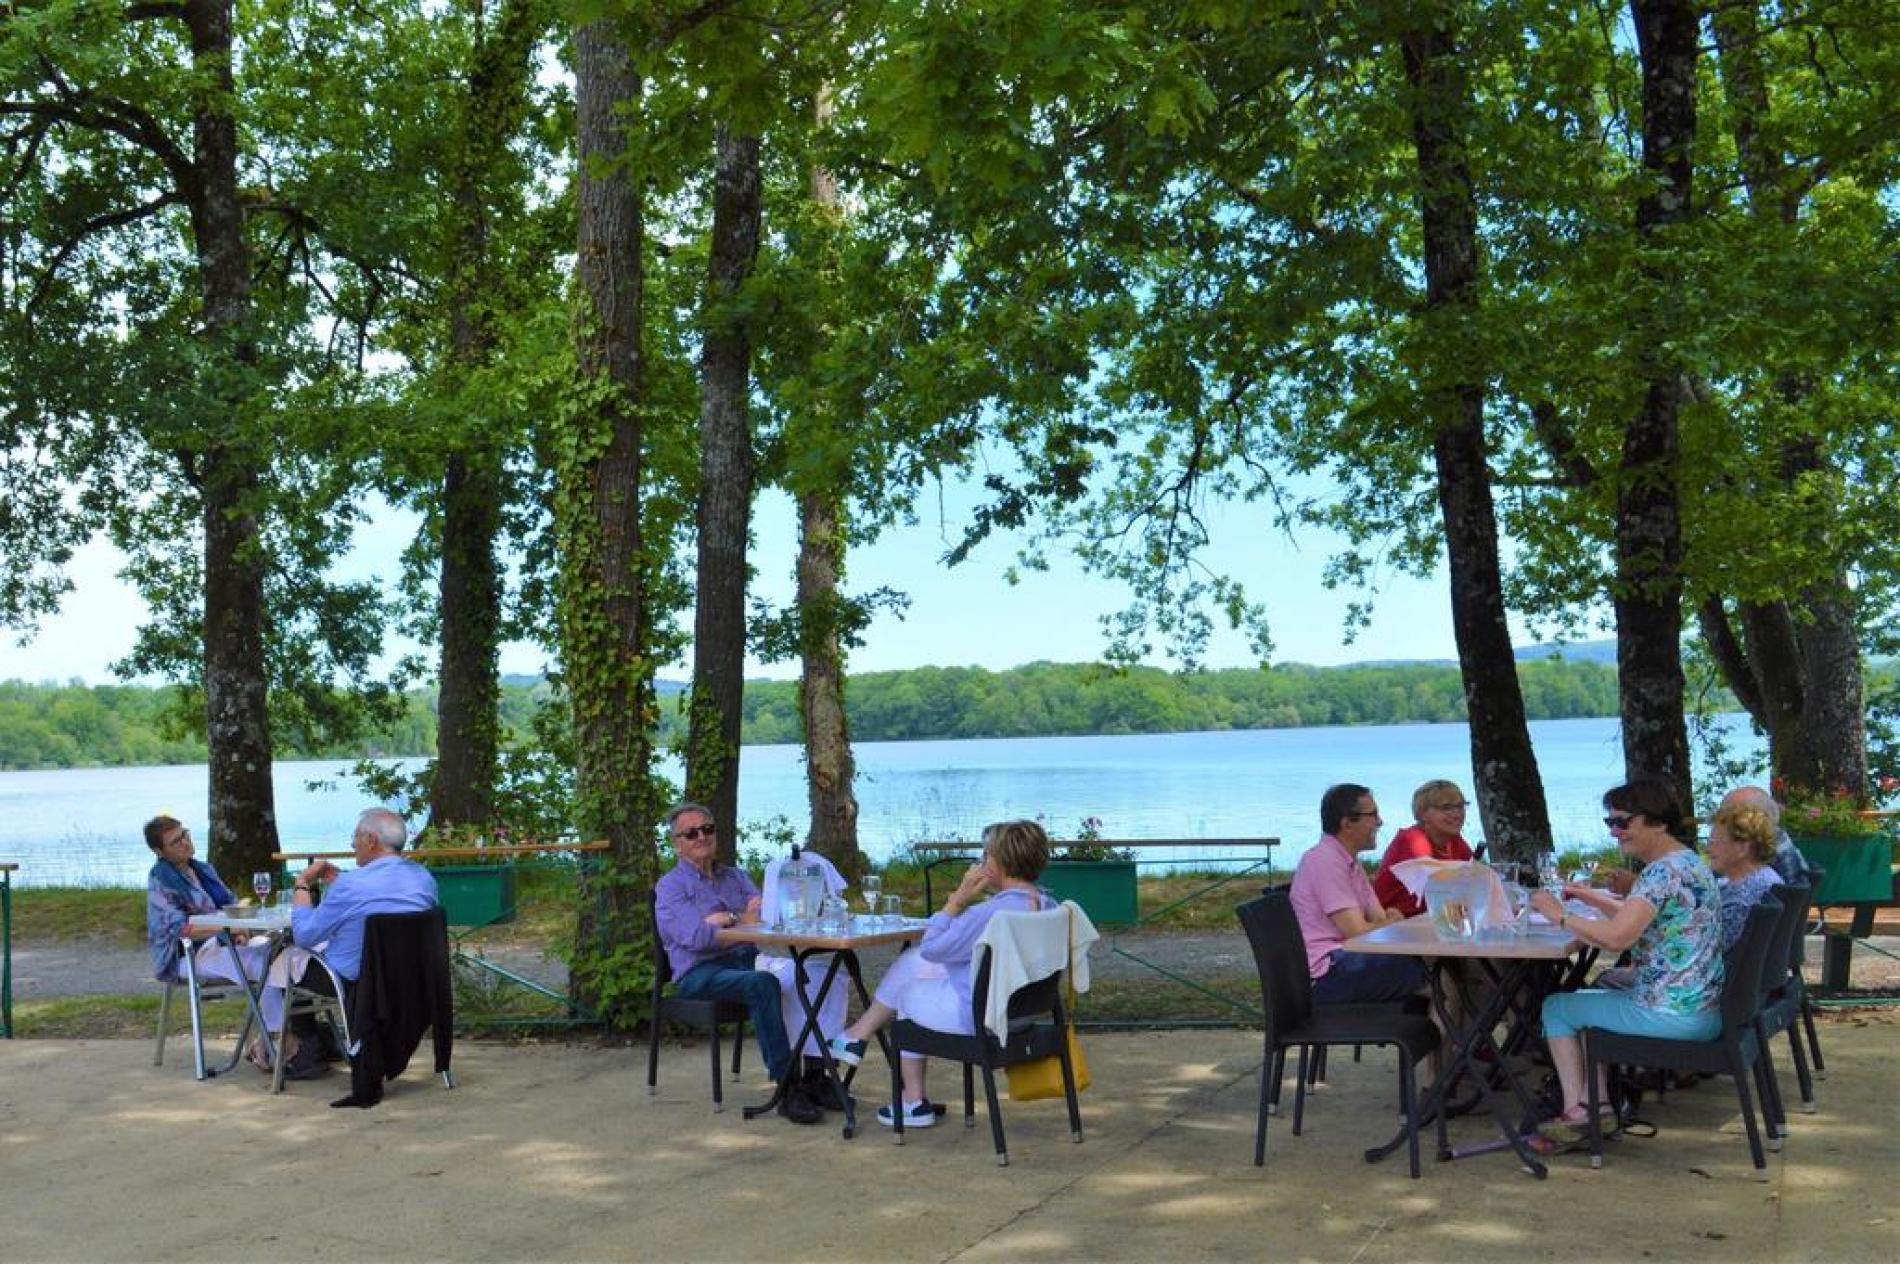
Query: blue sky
[[0, 476, 1549, 686]]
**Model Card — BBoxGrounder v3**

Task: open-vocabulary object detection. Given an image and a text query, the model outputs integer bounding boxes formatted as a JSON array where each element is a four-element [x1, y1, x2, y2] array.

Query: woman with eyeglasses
[[1706, 800, 1783, 953], [1372, 779, 1476, 918], [144, 814, 288, 1071], [1526, 778, 1724, 1153]]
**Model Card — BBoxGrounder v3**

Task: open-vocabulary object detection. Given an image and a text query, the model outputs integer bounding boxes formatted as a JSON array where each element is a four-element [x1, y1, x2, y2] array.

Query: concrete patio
[[2, 1013, 1895, 1262]]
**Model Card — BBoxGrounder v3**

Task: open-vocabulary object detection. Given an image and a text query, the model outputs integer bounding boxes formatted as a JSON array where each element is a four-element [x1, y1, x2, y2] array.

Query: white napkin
[[1392, 859, 1512, 927]]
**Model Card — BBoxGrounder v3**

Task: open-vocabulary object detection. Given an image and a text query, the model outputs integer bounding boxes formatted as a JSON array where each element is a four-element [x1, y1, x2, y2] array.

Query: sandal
[[1535, 1112, 1619, 1144]]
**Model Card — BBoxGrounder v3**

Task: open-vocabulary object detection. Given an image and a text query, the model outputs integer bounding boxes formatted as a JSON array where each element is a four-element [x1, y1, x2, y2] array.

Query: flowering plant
[[1773, 781, 1890, 839], [1052, 815, 1135, 862]]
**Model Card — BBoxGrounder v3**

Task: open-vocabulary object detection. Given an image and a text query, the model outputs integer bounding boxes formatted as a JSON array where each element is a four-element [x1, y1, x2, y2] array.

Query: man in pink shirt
[[1291, 783, 1426, 1005]]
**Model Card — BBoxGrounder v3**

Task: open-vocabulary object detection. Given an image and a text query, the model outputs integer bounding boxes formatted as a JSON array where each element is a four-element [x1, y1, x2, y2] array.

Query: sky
[[0, 473, 1553, 687]]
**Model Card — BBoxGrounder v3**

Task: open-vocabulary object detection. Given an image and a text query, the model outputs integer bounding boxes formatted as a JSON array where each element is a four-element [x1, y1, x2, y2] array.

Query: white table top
[[187, 908, 293, 933], [1344, 916, 1582, 960]]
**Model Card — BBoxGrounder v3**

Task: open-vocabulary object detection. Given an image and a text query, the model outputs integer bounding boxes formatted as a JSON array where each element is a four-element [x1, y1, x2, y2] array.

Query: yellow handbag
[[1006, 909, 1092, 1101]]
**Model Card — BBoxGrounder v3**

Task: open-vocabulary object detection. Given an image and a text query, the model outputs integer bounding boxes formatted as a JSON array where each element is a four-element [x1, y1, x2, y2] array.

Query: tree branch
[[1529, 400, 1597, 488], [25, 189, 183, 313]]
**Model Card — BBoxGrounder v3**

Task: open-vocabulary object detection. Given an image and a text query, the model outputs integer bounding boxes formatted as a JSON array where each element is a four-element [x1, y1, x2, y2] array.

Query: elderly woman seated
[[1528, 778, 1724, 1154], [1707, 800, 1784, 952], [825, 820, 1057, 1130], [144, 814, 290, 1072]]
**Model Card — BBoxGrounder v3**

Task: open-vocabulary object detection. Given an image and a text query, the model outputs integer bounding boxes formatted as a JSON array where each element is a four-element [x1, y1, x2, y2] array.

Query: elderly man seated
[[653, 802, 833, 1125], [286, 807, 439, 1084], [1291, 783, 1423, 1004]]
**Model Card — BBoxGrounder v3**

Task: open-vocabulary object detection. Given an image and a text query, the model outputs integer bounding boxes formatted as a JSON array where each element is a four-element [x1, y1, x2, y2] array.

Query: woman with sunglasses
[[1526, 778, 1724, 1153]]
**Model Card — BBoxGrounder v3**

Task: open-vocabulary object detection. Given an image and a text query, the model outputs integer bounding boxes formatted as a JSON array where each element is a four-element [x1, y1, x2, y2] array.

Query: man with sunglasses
[[653, 802, 821, 1124]]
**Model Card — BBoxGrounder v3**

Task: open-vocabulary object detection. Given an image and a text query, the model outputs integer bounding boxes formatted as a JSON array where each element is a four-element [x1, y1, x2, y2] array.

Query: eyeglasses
[[162, 829, 192, 848], [1430, 801, 1469, 812], [1603, 814, 1634, 831], [1345, 810, 1382, 821], [674, 823, 717, 841]]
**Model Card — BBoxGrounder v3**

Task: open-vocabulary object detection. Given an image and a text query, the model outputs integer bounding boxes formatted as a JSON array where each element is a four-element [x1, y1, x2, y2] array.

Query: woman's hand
[[1564, 883, 1621, 915], [1529, 889, 1564, 923], [947, 862, 991, 914]]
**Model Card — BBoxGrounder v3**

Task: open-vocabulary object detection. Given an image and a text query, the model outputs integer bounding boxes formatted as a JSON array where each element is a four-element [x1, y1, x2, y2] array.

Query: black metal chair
[[887, 909, 1084, 1166], [1756, 883, 1818, 1114], [1582, 899, 1785, 1173], [1791, 865, 1827, 1080], [644, 891, 746, 1111], [1235, 893, 1439, 1178]]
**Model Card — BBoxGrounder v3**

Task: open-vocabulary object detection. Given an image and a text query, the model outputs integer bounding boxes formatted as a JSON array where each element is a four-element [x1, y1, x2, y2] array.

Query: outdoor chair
[[271, 949, 356, 1095], [153, 933, 266, 1080], [1582, 899, 1785, 1173], [1792, 865, 1828, 1080], [887, 906, 1085, 1167], [1236, 893, 1439, 1178], [1755, 883, 1818, 1114], [337, 908, 456, 1107], [644, 890, 746, 1111]]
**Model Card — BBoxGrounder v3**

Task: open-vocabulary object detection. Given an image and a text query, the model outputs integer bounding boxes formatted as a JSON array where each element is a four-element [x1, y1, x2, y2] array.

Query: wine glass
[[1534, 852, 1560, 892], [862, 871, 884, 917], [880, 893, 902, 925], [251, 871, 272, 907]]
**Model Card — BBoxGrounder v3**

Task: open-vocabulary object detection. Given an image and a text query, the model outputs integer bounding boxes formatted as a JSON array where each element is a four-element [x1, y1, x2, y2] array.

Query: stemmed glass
[[1534, 852, 1560, 893], [251, 871, 273, 908], [862, 871, 884, 920]]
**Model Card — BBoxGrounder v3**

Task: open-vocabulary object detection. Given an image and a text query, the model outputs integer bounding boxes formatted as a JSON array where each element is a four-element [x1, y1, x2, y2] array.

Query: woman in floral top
[[1528, 778, 1724, 1152]]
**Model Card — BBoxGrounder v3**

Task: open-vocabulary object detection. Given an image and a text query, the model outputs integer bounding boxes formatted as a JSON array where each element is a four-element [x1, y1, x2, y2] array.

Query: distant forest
[[0, 657, 1696, 771]]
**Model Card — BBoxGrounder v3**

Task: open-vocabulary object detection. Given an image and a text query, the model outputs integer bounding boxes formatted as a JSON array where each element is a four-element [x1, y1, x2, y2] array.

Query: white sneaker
[[827, 1036, 865, 1067], [876, 1098, 937, 1128]]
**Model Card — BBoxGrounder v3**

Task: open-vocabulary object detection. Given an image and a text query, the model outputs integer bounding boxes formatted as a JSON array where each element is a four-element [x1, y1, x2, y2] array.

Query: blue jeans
[[674, 947, 791, 1082]]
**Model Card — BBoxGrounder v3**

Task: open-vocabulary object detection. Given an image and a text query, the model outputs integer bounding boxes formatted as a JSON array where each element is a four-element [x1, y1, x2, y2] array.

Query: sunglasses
[[1603, 814, 1635, 831], [674, 823, 717, 841]]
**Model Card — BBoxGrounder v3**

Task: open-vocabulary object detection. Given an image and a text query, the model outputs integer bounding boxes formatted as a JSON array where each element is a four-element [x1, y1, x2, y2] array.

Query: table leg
[[742, 949, 852, 1128], [1363, 957, 1552, 1179], [212, 932, 279, 1078]]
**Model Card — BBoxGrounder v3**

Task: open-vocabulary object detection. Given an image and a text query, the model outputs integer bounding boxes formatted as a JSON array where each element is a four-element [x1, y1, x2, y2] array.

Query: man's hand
[[298, 860, 338, 888], [703, 909, 735, 927], [739, 896, 763, 926], [1380, 906, 1405, 925]]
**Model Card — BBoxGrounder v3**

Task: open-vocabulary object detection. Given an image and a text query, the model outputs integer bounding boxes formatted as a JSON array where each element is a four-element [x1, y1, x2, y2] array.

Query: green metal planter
[[433, 864, 520, 929], [1042, 860, 1139, 926], [1791, 834, 1896, 906]]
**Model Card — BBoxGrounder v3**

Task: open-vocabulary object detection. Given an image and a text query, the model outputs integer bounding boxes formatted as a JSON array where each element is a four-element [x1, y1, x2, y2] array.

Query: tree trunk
[[797, 486, 861, 872], [686, 125, 762, 865], [1399, 16, 1552, 863], [561, 21, 660, 1023], [1613, 0, 1697, 801], [430, 1, 534, 832], [1698, 0, 1868, 799], [186, 0, 278, 879], [795, 95, 864, 878], [432, 448, 503, 828]]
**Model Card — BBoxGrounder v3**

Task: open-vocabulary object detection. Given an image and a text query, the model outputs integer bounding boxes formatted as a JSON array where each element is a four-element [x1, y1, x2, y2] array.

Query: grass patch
[[12, 887, 146, 946], [13, 992, 200, 1040]]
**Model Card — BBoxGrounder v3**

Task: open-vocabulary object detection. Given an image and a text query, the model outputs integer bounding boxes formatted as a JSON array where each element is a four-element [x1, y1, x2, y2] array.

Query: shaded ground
[[3, 1014, 1897, 1263]]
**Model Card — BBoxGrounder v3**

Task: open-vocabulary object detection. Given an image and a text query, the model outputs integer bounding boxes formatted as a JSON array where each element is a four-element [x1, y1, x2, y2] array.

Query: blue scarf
[[150, 857, 234, 912]]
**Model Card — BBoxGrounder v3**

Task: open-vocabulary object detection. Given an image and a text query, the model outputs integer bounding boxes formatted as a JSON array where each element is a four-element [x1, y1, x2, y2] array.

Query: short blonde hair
[[1710, 802, 1778, 864], [1412, 779, 1467, 820], [982, 820, 1050, 882]]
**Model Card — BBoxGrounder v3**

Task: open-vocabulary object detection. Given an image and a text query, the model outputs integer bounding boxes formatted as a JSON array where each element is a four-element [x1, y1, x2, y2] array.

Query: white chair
[[153, 934, 271, 1080]]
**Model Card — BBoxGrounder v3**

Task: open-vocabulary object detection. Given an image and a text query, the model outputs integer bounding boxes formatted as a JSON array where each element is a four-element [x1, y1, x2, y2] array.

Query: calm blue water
[[0, 714, 1759, 887]]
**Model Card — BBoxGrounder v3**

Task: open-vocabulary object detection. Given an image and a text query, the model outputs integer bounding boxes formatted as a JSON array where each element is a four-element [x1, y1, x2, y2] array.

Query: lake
[[0, 713, 1760, 887]]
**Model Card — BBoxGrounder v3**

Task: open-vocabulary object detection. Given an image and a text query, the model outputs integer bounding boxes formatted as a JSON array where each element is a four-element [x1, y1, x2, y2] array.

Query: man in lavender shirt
[[653, 802, 818, 1124], [1291, 784, 1425, 1005]]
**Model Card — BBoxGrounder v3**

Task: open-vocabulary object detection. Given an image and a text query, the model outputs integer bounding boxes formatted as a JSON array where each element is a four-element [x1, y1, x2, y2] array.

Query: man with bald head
[[1719, 785, 1813, 884], [282, 808, 440, 1080]]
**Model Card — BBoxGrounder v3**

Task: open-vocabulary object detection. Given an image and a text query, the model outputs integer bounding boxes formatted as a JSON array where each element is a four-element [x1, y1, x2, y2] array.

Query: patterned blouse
[[1718, 866, 1782, 953], [1629, 847, 1725, 1016]]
